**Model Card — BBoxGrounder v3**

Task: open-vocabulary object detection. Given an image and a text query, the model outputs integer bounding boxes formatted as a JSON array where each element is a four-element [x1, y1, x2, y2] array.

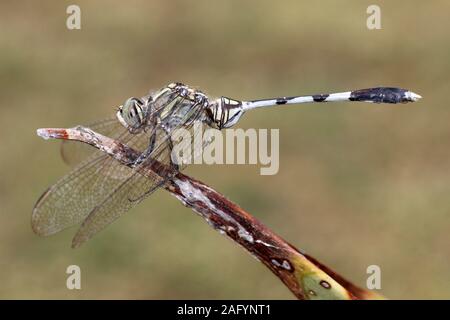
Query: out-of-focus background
[[0, 0, 448, 299]]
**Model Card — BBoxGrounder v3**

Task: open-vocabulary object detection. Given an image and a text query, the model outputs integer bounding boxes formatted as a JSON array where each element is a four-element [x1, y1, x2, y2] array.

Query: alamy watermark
[[366, 5, 381, 30], [66, 265, 81, 290], [366, 264, 381, 290], [66, 5, 81, 30], [170, 123, 280, 175]]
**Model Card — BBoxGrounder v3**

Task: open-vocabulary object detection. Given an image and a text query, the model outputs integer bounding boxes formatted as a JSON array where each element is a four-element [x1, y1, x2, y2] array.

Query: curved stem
[[36, 126, 384, 300]]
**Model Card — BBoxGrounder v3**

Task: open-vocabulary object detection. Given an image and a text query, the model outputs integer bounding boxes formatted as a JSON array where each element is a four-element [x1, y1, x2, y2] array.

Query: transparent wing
[[34, 90, 208, 247], [71, 139, 170, 247], [32, 127, 148, 236], [71, 100, 207, 247], [60, 116, 123, 167]]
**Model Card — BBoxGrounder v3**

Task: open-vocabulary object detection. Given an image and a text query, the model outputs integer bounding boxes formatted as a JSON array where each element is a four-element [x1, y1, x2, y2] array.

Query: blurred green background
[[0, 0, 448, 299]]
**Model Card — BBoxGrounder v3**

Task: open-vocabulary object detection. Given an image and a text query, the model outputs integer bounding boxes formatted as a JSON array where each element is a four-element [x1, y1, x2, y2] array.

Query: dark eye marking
[[130, 104, 139, 119]]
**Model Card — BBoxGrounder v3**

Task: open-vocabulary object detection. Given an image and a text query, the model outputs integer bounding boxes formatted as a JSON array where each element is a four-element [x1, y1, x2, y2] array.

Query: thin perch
[[36, 126, 383, 300]]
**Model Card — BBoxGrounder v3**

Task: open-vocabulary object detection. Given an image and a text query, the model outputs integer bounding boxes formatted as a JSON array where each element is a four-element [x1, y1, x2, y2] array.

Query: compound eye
[[123, 98, 134, 111], [120, 98, 142, 127], [124, 98, 138, 114]]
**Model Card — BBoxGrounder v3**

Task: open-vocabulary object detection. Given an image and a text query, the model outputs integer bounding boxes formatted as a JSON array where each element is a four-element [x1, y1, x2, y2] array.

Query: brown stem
[[36, 126, 383, 300]]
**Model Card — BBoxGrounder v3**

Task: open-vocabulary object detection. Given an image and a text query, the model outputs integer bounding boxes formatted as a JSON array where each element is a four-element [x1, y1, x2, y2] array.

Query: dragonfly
[[32, 82, 421, 248]]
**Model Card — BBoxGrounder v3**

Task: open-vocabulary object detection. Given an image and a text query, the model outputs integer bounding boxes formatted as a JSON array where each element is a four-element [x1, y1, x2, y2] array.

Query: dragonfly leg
[[131, 129, 157, 167], [165, 128, 180, 171], [128, 127, 179, 203]]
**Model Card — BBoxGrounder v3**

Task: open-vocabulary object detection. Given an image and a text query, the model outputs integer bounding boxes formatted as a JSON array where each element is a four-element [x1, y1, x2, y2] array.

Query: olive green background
[[0, 1, 448, 299]]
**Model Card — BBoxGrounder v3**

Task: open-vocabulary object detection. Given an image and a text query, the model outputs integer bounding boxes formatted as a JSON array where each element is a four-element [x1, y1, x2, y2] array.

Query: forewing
[[60, 116, 123, 167], [71, 100, 207, 247], [70, 129, 173, 247], [35, 91, 208, 246], [32, 128, 148, 236]]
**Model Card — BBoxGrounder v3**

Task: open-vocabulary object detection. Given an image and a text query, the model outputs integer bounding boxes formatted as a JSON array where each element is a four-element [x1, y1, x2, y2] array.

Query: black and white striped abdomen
[[242, 87, 420, 110], [205, 86, 420, 129]]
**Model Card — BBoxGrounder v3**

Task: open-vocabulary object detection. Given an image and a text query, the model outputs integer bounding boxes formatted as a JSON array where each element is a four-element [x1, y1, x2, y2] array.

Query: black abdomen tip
[[350, 87, 416, 104]]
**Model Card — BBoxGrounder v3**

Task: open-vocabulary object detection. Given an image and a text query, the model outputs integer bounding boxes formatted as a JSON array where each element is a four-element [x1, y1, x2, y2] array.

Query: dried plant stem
[[37, 126, 383, 300]]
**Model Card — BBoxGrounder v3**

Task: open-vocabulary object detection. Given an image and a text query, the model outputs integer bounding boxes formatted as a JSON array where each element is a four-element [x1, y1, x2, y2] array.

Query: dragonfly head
[[117, 97, 146, 132]]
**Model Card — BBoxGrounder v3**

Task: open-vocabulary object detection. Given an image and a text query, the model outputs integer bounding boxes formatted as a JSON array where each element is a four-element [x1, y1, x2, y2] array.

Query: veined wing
[[33, 90, 207, 247], [31, 126, 149, 236], [70, 98, 207, 248], [60, 116, 123, 167], [70, 139, 169, 247]]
